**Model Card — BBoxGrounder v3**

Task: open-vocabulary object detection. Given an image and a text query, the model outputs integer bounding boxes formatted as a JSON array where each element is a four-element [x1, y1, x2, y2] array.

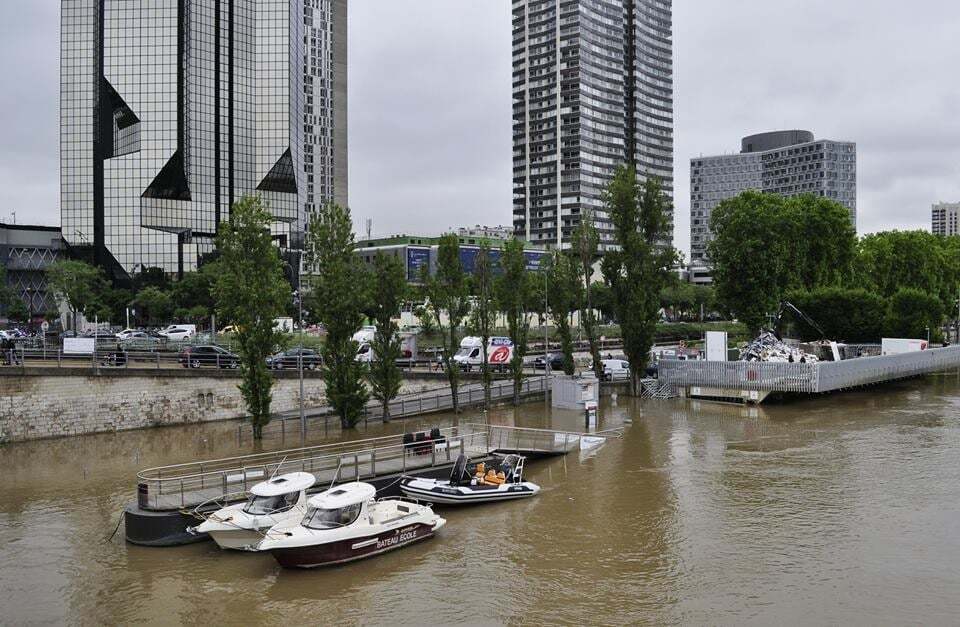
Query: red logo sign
[[490, 346, 511, 363]]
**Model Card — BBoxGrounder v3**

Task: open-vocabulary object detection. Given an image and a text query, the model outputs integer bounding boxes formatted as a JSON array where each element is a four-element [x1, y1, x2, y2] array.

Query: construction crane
[[773, 300, 827, 341]]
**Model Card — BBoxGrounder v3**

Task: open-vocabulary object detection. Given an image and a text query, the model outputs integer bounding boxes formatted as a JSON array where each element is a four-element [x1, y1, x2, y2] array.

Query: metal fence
[[659, 345, 960, 395]]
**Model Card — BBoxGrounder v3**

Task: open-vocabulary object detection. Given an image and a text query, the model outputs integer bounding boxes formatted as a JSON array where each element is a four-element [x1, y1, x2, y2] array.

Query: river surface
[[4, 374, 960, 625]]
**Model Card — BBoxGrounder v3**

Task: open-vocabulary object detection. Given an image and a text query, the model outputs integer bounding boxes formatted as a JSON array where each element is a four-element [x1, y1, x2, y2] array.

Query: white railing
[[659, 345, 960, 394]]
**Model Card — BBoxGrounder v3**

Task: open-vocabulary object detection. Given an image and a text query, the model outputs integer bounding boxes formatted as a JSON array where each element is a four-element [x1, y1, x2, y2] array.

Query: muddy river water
[[3, 374, 960, 625]]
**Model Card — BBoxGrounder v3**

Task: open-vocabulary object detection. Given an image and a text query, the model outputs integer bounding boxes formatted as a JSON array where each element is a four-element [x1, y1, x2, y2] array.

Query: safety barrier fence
[[659, 345, 960, 394]]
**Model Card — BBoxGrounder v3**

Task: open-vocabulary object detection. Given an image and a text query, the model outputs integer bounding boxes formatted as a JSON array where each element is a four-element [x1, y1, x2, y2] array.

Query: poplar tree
[[421, 234, 471, 413], [544, 251, 578, 375], [468, 242, 496, 408], [601, 167, 676, 395], [211, 195, 290, 439], [572, 212, 602, 377], [366, 252, 407, 422], [497, 238, 534, 405], [305, 203, 370, 429]]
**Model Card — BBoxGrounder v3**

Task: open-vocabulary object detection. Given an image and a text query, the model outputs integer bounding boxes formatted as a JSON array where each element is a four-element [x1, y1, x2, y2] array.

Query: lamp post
[[295, 251, 305, 442]]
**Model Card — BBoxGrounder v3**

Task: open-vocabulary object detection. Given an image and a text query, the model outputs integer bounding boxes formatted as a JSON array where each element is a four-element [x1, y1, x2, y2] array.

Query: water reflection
[[3, 379, 960, 624]]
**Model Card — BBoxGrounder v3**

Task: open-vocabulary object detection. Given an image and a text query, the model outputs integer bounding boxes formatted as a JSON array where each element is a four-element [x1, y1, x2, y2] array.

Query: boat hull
[[400, 479, 539, 505], [269, 522, 439, 569], [207, 528, 266, 551]]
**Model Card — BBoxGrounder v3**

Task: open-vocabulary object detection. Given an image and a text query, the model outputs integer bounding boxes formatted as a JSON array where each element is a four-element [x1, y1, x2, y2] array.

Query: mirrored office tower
[[60, 0, 347, 279], [512, 0, 674, 251]]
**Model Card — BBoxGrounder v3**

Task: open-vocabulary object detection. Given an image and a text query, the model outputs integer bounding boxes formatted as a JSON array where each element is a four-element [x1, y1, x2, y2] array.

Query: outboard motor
[[449, 454, 470, 487]]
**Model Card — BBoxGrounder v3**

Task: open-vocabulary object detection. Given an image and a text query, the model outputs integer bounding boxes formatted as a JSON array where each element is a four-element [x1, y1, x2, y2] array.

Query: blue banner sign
[[406, 247, 431, 282]]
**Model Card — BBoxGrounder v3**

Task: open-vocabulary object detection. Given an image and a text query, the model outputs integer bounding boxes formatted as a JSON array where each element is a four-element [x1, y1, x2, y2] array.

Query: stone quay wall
[[0, 369, 448, 443]]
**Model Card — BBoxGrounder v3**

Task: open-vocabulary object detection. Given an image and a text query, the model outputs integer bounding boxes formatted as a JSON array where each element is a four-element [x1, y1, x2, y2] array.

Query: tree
[[6, 299, 29, 323], [421, 234, 471, 413], [854, 231, 945, 301], [884, 288, 943, 341], [366, 252, 407, 423], [47, 259, 108, 331], [172, 269, 216, 323], [601, 167, 676, 395], [211, 195, 290, 439], [785, 287, 886, 342], [544, 251, 578, 375], [133, 286, 174, 327], [468, 242, 497, 408], [304, 203, 370, 429], [497, 238, 534, 404], [571, 212, 602, 377], [786, 194, 857, 290]]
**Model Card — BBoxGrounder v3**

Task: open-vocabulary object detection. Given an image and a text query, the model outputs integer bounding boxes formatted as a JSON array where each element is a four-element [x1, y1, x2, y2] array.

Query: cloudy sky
[[3, 1, 959, 258]]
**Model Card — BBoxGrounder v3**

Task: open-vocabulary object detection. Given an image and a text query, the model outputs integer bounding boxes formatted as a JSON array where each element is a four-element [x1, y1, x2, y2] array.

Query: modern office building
[[0, 224, 64, 317], [60, 0, 347, 280], [512, 0, 674, 251], [931, 202, 960, 236], [355, 234, 548, 284], [689, 130, 857, 265]]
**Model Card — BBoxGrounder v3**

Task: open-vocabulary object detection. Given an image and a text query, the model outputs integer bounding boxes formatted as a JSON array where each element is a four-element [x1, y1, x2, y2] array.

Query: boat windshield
[[243, 492, 297, 516], [302, 502, 362, 529]]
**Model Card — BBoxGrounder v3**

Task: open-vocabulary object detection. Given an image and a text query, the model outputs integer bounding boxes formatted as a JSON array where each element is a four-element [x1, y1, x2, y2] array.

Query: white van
[[453, 336, 513, 371], [158, 324, 196, 341], [355, 330, 418, 362], [598, 359, 631, 381]]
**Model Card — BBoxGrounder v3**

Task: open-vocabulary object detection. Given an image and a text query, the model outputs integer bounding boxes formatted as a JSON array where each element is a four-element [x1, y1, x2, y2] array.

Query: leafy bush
[[785, 287, 885, 342], [883, 288, 943, 341]]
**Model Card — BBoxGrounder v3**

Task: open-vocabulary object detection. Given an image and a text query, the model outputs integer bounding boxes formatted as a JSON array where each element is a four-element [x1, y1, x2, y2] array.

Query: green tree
[[467, 242, 497, 408], [785, 287, 886, 342], [854, 231, 945, 301], [572, 212, 602, 377], [884, 288, 943, 341], [305, 203, 370, 429], [544, 251, 578, 375], [172, 269, 216, 323], [786, 194, 857, 289], [366, 252, 407, 423], [709, 191, 792, 333], [6, 299, 29, 323], [421, 234, 471, 413], [211, 195, 290, 439], [133, 286, 174, 326], [497, 238, 534, 404], [47, 259, 108, 331], [601, 167, 676, 395]]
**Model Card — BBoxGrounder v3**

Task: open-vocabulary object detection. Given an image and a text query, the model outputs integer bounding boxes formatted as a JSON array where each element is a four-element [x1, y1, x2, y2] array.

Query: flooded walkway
[[4, 375, 960, 624]]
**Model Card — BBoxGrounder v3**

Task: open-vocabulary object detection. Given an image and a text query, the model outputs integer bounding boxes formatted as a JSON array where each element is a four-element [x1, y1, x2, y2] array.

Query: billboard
[[524, 251, 547, 272], [459, 247, 504, 275], [406, 247, 431, 282]]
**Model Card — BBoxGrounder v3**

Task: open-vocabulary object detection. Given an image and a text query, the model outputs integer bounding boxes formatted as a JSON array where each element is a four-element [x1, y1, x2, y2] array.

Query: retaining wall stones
[[0, 370, 448, 443]]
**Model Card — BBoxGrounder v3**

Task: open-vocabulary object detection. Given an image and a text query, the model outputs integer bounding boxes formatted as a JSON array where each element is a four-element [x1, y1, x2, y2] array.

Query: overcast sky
[[3, 1, 959, 258]]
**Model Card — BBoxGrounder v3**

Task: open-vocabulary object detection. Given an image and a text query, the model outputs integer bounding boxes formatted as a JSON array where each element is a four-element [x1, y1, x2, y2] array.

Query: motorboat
[[257, 482, 446, 569], [399, 454, 540, 505], [189, 472, 315, 550]]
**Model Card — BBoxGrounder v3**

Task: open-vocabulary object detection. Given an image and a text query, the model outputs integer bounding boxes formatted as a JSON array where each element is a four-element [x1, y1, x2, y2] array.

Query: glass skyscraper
[[60, 0, 347, 279], [512, 0, 674, 251]]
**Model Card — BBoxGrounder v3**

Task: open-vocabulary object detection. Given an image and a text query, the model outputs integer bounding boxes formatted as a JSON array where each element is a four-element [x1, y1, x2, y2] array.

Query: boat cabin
[[302, 482, 377, 530], [243, 472, 315, 516]]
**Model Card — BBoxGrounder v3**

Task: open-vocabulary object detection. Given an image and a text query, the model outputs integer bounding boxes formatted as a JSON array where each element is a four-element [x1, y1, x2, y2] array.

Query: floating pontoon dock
[[125, 424, 620, 546], [659, 344, 960, 404]]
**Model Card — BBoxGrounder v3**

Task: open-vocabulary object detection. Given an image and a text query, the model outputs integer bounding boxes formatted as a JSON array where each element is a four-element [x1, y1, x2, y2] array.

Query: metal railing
[[248, 376, 550, 439], [135, 422, 599, 511], [137, 426, 492, 511], [659, 345, 960, 395]]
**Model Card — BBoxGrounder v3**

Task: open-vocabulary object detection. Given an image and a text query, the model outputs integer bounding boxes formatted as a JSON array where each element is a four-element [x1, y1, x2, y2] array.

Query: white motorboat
[[399, 454, 540, 505], [257, 482, 446, 569], [189, 472, 315, 550]]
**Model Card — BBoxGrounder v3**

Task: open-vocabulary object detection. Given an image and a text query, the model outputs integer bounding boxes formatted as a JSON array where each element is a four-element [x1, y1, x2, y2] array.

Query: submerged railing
[[659, 345, 960, 394]]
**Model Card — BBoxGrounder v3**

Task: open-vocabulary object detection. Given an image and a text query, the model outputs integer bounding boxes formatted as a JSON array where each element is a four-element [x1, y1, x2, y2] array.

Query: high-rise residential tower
[[689, 130, 857, 265], [512, 0, 674, 251], [932, 202, 960, 236], [60, 0, 347, 280]]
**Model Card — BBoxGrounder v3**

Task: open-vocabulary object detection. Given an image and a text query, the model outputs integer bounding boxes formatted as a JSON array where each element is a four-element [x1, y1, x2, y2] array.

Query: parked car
[[597, 358, 631, 382], [267, 348, 322, 370], [179, 345, 240, 369], [115, 328, 140, 340], [533, 353, 566, 371], [160, 327, 194, 342], [119, 332, 161, 350]]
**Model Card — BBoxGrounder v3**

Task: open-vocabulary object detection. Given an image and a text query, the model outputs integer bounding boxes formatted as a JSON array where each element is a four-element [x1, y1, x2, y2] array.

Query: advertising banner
[[406, 247, 431, 282]]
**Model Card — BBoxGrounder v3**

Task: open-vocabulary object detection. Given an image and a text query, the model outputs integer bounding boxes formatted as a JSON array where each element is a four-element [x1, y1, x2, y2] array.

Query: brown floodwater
[[4, 374, 960, 625]]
